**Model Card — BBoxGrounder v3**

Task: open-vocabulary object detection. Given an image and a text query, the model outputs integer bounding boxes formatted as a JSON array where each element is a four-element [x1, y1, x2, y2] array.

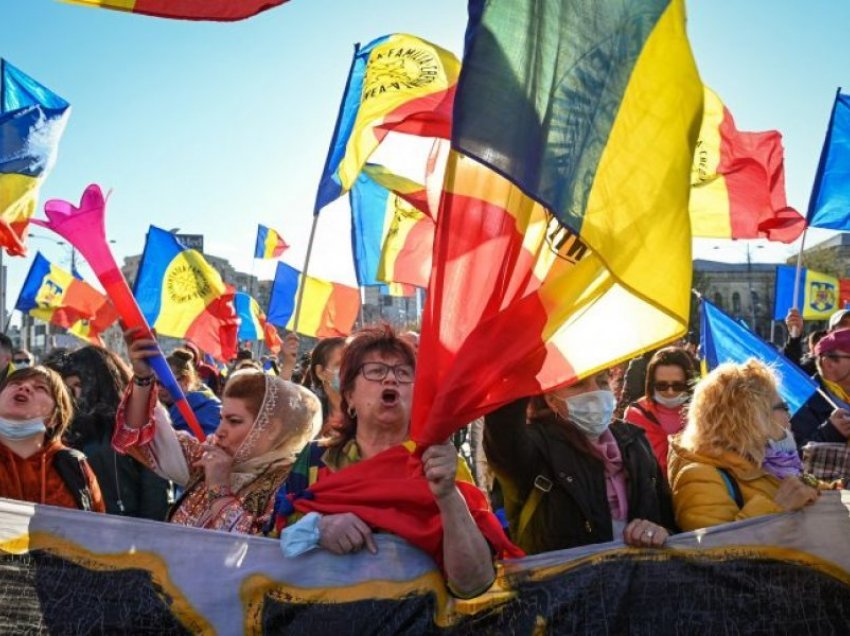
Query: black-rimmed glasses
[[359, 361, 414, 384]]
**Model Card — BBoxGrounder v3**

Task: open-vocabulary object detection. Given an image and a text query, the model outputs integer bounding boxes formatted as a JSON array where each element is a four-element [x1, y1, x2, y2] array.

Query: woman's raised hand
[[123, 327, 159, 379]]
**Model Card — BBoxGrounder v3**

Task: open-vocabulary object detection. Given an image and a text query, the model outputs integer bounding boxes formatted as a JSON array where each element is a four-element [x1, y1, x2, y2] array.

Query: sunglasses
[[772, 402, 791, 413], [654, 381, 688, 392]]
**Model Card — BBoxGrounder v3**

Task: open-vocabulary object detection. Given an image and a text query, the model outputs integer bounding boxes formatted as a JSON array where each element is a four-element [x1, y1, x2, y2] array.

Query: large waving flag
[[14, 252, 117, 345], [701, 297, 818, 415], [253, 224, 289, 259], [314, 34, 460, 212], [807, 91, 850, 230], [234, 292, 282, 354], [266, 262, 360, 338], [690, 86, 805, 243], [349, 164, 432, 289], [64, 0, 289, 21], [134, 226, 237, 361], [0, 60, 70, 257], [773, 264, 840, 321], [410, 0, 703, 444]]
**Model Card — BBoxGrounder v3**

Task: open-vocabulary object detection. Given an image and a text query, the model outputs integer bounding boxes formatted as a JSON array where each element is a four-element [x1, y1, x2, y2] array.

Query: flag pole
[[294, 42, 361, 334], [791, 228, 808, 313]]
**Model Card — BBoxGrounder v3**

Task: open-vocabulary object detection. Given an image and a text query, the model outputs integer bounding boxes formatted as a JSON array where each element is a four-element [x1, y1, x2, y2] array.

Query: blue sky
[[2, 0, 849, 322]]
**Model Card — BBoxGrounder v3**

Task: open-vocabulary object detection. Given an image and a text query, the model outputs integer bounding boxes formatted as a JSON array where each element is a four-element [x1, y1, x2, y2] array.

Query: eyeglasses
[[359, 361, 414, 384], [820, 353, 850, 362], [772, 402, 791, 413], [654, 381, 688, 392]]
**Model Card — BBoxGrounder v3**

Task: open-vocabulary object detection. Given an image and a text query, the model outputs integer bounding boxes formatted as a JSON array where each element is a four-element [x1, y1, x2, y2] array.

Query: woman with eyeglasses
[[268, 325, 510, 599], [668, 359, 819, 532], [624, 347, 696, 478]]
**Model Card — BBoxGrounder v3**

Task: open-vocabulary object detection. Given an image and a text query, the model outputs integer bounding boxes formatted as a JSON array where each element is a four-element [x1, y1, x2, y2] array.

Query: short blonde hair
[[680, 359, 783, 465]]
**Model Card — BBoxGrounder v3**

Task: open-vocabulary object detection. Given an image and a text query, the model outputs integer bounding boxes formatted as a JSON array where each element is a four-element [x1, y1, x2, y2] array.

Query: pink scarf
[[587, 430, 629, 521]]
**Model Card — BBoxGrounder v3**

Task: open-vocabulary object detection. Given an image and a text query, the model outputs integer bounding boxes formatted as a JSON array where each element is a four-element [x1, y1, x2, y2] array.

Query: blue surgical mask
[[0, 416, 47, 440], [767, 428, 798, 454], [653, 391, 689, 408], [555, 390, 616, 438]]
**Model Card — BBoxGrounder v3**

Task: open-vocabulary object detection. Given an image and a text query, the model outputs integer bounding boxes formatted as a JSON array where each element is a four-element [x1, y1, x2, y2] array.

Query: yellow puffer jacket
[[667, 438, 784, 532]]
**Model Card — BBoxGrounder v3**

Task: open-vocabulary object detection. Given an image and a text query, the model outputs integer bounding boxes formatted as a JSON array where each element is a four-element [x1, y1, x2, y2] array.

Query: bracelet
[[133, 374, 155, 387], [206, 484, 234, 504]]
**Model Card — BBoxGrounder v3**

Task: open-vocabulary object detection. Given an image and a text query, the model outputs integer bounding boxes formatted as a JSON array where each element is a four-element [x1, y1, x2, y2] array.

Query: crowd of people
[[0, 308, 844, 596]]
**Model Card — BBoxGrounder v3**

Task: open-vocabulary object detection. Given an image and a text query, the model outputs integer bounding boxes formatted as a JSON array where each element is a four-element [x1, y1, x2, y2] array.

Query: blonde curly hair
[[680, 359, 786, 466]]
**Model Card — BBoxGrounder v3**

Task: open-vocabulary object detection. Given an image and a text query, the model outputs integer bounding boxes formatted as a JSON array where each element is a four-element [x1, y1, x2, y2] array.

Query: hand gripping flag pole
[[33, 184, 206, 441]]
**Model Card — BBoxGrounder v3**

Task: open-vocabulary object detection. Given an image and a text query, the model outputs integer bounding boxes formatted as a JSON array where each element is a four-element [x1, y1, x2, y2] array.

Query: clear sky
[[2, 0, 849, 324]]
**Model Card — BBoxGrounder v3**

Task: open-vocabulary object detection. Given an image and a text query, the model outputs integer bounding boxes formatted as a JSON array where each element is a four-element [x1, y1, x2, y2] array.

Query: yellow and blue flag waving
[[15, 252, 117, 345], [234, 291, 281, 354], [773, 265, 839, 321], [701, 297, 818, 415], [134, 226, 237, 361], [807, 91, 850, 230], [314, 34, 459, 213], [254, 224, 289, 259], [0, 59, 70, 256]]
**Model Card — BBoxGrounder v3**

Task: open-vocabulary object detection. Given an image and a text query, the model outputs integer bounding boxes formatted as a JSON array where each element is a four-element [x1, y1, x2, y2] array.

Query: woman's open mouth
[[381, 389, 399, 407], [12, 393, 29, 404]]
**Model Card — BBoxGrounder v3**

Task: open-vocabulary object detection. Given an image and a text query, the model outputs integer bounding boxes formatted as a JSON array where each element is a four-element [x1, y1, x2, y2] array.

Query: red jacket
[[623, 397, 685, 478]]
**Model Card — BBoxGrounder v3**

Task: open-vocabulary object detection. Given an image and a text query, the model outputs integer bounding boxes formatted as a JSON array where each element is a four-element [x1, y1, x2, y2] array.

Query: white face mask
[[767, 428, 797, 454], [653, 391, 689, 408], [553, 390, 616, 438], [0, 416, 47, 441]]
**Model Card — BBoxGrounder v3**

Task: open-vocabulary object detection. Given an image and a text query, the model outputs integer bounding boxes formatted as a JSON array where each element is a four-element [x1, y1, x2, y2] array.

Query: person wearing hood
[[162, 349, 222, 438], [668, 359, 819, 532], [484, 369, 675, 555], [116, 329, 322, 534], [0, 365, 104, 512], [624, 347, 696, 477]]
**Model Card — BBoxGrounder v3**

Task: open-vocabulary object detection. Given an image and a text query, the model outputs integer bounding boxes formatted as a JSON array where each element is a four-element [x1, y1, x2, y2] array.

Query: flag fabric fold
[[773, 265, 840, 321], [807, 91, 850, 230], [254, 224, 289, 259], [14, 252, 117, 345], [701, 297, 818, 416], [64, 0, 289, 21], [134, 226, 237, 361], [314, 34, 460, 212], [234, 291, 282, 354], [0, 59, 70, 256], [266, 262, 360, 338], [690, 86, 805, 243], [411, 0, 703, 445]]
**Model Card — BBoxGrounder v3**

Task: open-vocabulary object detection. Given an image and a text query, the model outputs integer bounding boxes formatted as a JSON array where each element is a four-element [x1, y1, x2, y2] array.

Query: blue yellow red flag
[[15, 252, 117, 345], [134, 226, 237, 361], [254, 224, 289, 259], [266, 263, 360, 338], [234, 291, 282, 353], [773, 265, 839, 321], [411, 0, 703, 445], [807, 91, 850, 230], [314, 34, 460, 213], [0, 59, 70, 256], [701, 297, 817, 415]]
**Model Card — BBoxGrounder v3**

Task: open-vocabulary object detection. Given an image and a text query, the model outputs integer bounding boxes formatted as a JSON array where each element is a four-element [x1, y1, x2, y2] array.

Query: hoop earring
[[347, 405, 357, 419]]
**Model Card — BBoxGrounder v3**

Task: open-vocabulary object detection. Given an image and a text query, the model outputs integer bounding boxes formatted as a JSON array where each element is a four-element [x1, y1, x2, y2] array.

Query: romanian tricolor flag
[[349, 164, 431, 289], [253, 224, 289, 259], [376, 196, 434, 290], [234, 292, 282, 354], [806, 91, 850, 231], [314, 34, 460, 212], [64, 0, 288, 21], [0, 60, 70, 257], [14, 252, 117, 345], [266, 262, 360, 338], [690, 87, 805, 243], [411, 0, 703, 444], [134, 226, 237, 361], [773, 265, 840, 321]]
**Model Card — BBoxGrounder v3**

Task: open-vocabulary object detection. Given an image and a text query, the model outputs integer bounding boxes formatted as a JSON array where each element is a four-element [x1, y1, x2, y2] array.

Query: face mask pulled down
[[0, 417, 47, 441], [553, 390, 616, 438], [653, 391, 689, 408]]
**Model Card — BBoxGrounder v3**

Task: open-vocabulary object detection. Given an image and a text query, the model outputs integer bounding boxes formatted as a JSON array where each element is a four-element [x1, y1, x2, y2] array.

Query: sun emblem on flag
[[809, 281, 836, 313], [363, 45, 439, 101], [166, 263, 212, 304]]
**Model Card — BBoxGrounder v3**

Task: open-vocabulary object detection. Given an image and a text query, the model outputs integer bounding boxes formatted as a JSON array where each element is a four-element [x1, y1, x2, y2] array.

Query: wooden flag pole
[[292, 213, 319, 334]]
